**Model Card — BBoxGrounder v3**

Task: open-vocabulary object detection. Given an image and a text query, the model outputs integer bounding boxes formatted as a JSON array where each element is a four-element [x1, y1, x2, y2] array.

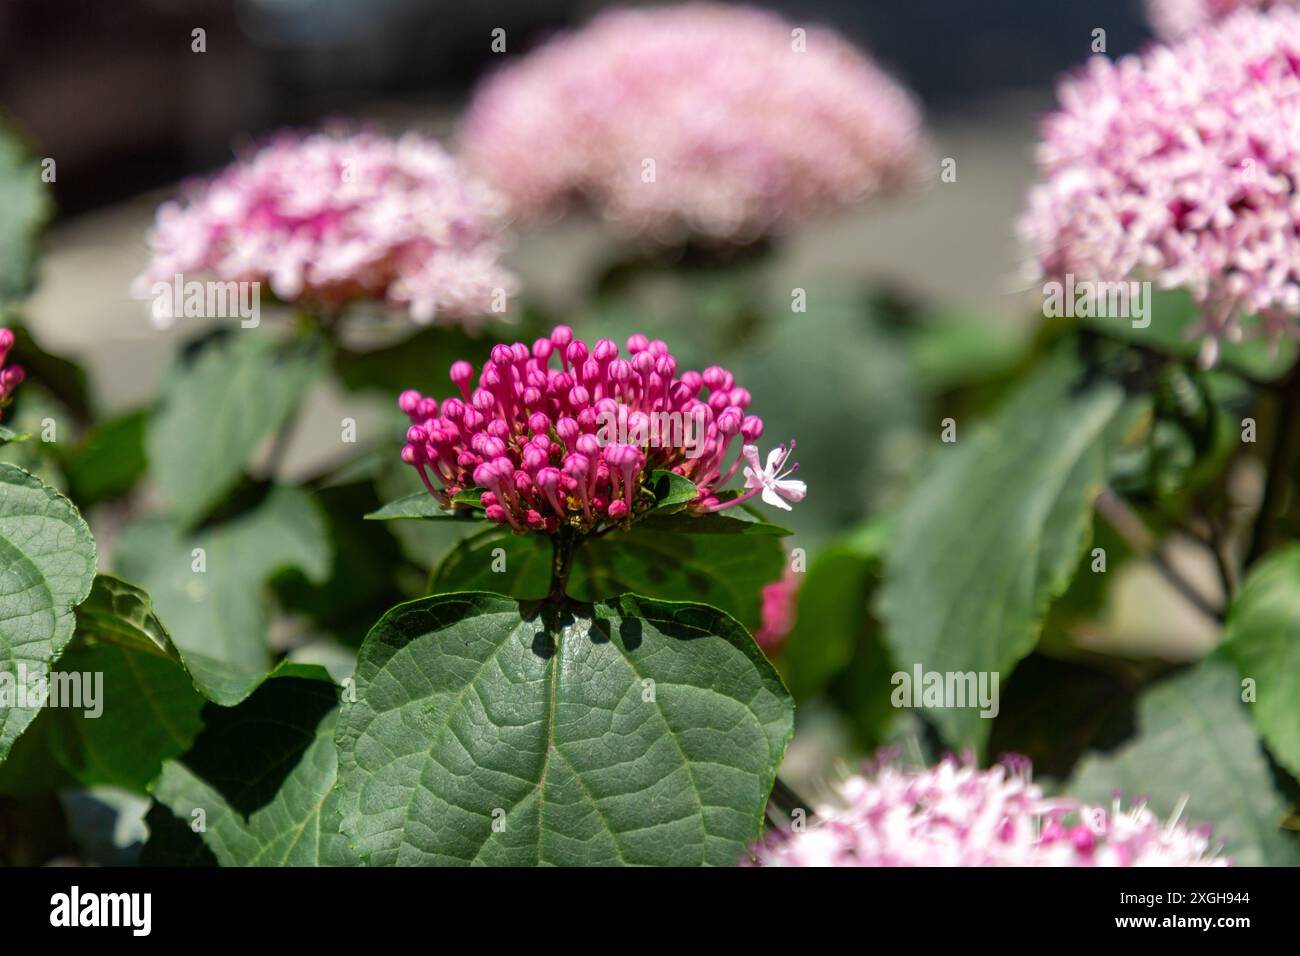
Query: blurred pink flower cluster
[[399, 325, 804, 534], [133, 130, 515, 326], [752, 756, 1228, 867], [1020, 9, 1300, 365], [0, 329, 23, 420], [754, 567, 800, 654], [460, 3, 923, 244], [1146, 0, 1293, 38]]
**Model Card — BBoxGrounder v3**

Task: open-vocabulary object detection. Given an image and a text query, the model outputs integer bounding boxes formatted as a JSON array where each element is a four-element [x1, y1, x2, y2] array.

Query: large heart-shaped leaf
[[145, 666, 358, 866], [335, 592, 794, 865], [877, 347, 1147, 749], [431, 513, 787, 631], [114, 486, 330, 704], [1221, 545, 1300, 780], [148, 330, 327, 528], [0, 464, 96, 761], [1070, 658, 1300, 866]]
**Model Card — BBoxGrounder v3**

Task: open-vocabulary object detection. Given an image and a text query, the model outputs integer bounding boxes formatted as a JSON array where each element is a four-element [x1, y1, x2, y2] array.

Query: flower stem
[[549, 528, 578, 601], [1246, 361, 1300, 566]]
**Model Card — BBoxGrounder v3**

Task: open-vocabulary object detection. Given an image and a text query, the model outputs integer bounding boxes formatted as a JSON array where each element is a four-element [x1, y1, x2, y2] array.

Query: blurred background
[[3, 0, 1154, 405]]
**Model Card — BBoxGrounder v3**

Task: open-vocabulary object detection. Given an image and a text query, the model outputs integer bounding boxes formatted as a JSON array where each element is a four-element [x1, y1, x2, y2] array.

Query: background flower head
[[460, 3, 923, 244], [133, 129, 516, 326], [1146, 0, 1294, 39], [1020, 8, 1300, 364], [751, 755, 1228, 866]]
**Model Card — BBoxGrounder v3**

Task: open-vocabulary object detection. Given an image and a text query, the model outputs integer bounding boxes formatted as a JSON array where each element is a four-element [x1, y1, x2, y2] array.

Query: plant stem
[[549, 528, 577, 600], [766, 775, 816, 824], [1095, 488, 1224, 624], [1246, 362, 1300, 565]]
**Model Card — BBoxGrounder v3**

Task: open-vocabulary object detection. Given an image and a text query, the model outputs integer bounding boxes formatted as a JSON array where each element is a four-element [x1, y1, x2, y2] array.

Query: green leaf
[[146, 668, 358, 866], [0, 426, 27, 446], [0, 463, 96, 761], [65, 409, 148, 506], [0, 124, 51, 305], [365, 492, 482, 522], [1070, 658, 1300, 866], [1221, 545, 1300, 780], [335, 592, 793, 865], [148, 331, 327, 528], [877, 346, 1147, 750], [432, 514, 787, 631], [114, 486, 330, 704], [648, 470, 697, 513]]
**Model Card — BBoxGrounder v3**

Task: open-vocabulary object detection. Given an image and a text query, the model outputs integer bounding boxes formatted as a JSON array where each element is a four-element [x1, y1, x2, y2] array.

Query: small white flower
[[742, 443, 806, 511]]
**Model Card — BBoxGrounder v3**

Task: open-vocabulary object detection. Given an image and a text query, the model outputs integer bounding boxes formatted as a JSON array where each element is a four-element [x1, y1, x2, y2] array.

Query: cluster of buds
[[0, 329, 24, 419], [399, 325, 804, 533]]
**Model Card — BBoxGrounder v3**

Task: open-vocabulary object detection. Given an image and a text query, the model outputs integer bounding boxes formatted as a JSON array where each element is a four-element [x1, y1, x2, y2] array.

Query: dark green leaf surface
[[878, 348, 1146, 749], [335, 592, 793, 865], [148, 331, 326, 528], [147, 668, 357, 866], [365, 492, 481, 521], [65, 409, 148, 506], [1221, 545, 1300, 780], [0, 125, 50, 305], [114, 486, 330, 704], [0, 464, 96, 761], [1071, 659, 1300, 866], [431, 514, 787, 631]]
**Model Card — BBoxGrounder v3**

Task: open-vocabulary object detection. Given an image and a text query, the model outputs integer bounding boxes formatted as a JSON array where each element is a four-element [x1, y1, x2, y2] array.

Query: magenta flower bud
[[522, 444, 549, 471], [728, 387, 751, 408], [398, 389, 423, 416], [594, 397, 618, 417], [607, 499, 629, 520], [679, 370, 702, 395], [551, 325, 573, 349], [480, 364, 503, 390], [531, 432, 552, 449], [566, 340, 588, 366], [607, 358, 632, 383], [556, 416, 580, 443], [514, 470, 533, 495], [441, 398, 464, 420], [522, 386, 543, 409], [0, 328, 13, 353], [626, 333, 649, 353], [511, 342, 530, 364], [450, 360, 474, 389], [401, 444, 420, 465], [576, 433, 601, 458], [563, 452, 590, 479], [576, 408, 598, 432], [648, 339, 669, 356], [473, 461, 498, 488], [525, 509, 545, 529], [718, 406, 743, 435], [1, 366, 26, 391], [741, 415, 764, 441], [417, 397, 438, 420], [406, 425, 428, 446], [491, 343, 515, 367], [578, 358, 600, 386], [593, 338, 618, 363], [528, 411, 551, 435], [461, 407, 484, 431], [532, 338, 553, 361], [568, 385, 590, 408], [486, 419, 510, 440], [632, 351, 656, 376], [702, 366, 727, 390], [655, 355, 678, 380], [484, 504, 507, 524], [472, 388, 496, 412]]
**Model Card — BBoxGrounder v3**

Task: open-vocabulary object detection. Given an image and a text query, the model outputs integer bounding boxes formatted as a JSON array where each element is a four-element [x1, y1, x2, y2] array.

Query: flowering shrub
[[132, 130, 515, 325], [461, 3, 922, 243], [1020, 8, 1300, 364], [3, 6, 1300, 881], [751, 757, 1227, 867]]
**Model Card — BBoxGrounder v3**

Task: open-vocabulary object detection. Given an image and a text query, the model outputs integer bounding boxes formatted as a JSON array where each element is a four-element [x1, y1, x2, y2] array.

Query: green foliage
[[878, 346, 1149, 749], [334, 592, 793, 865], [0, 125, 51, 306]]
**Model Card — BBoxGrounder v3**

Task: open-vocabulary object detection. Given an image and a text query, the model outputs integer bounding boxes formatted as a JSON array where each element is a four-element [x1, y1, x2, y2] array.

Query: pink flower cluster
[[0, 329, 23, 420], [399, 325, 804, 533], [1020, 8, 1300, 365], [1146, 0, 1292, 38], [752, 756, 1228, 867], [460, 3, 922, 244], [133, 130, 515, 326]]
